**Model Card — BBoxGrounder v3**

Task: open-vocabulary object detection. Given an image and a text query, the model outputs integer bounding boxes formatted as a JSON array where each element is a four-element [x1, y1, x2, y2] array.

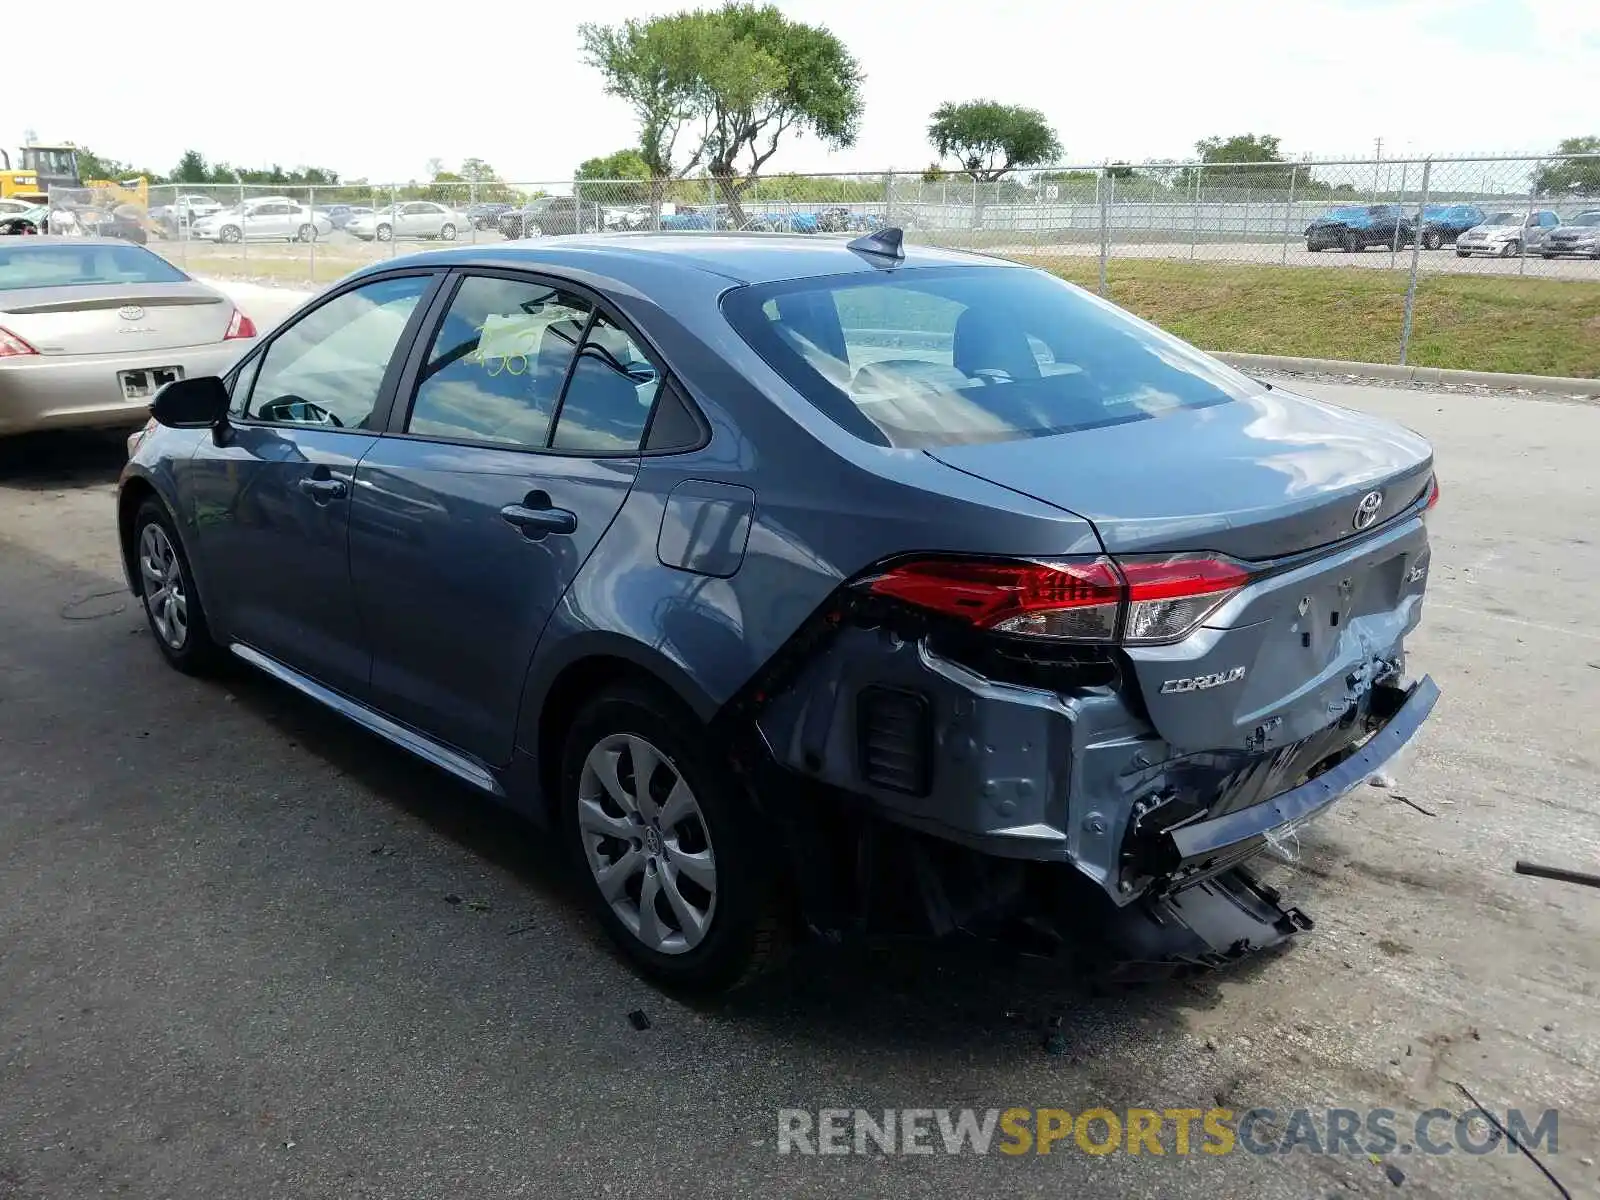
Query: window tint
[[724, 266, 1251, 449], [0, 243, 187, 289], [227, 353, 263, 419], [246, 275, 430, 429], [550, 313, 661, 452], [406, 275, 592, 448]]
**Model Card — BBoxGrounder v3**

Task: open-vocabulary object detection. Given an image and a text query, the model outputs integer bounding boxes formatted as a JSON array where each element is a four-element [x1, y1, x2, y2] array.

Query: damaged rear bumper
[[755, 623, 1438, 905]]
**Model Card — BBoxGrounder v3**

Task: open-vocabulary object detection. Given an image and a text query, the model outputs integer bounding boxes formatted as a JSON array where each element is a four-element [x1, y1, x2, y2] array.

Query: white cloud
[[5, 0, 1593, 183]]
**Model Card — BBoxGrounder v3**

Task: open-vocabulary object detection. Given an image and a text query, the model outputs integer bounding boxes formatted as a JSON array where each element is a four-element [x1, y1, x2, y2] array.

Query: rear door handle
[[297, 477, 348, 502], [500, 503, 577, 539]]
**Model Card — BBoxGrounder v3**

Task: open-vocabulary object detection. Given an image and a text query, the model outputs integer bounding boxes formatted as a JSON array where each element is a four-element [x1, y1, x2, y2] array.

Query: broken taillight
[[863, 554, 1252, 646]]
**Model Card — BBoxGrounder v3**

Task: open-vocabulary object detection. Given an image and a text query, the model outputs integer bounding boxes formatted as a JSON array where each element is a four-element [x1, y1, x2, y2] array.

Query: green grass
[[1018, 257, 1600, 378]]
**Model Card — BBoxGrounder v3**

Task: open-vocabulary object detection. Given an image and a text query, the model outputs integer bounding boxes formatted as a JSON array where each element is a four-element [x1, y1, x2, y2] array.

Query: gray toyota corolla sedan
[[117, 230, 1439, 991]]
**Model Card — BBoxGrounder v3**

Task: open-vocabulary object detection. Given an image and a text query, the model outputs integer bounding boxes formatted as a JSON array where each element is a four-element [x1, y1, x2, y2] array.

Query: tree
[[927, 100, 1061, 183], [1194, 133, 1284, 164], [582, 5, 864, 224], [1533, 136, 1600, 197], [171, 150, 209, 184], [577, 149, 652, 181]]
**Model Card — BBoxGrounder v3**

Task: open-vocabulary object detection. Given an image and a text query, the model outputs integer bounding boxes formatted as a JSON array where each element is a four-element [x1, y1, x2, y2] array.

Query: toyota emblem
[[118, 305, 145, 321], [1352, 490, 1384, 530]]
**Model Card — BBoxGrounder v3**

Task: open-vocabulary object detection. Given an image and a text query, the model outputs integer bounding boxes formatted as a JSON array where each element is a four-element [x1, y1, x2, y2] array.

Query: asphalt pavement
[[1, 380, 1597, 1198]]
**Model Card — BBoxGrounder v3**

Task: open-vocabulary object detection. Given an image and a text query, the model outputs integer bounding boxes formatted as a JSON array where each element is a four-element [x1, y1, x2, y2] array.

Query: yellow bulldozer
[[1, 143, 148, 207]]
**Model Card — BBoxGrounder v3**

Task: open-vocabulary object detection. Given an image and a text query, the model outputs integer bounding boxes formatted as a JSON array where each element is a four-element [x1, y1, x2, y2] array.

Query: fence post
[[307, 185, 316, 283], [1390, 162, 1409, 264], [1281, 165, 1297, 265], [1518, 169, 1538, 277], [389, 185, 398, 257], [1399, 159, 1431, 366], [238, 181, 247, 269], [1098, 167, 1110, 297], [1189, 166, 1202, 260], [573, 176, 582, 234]]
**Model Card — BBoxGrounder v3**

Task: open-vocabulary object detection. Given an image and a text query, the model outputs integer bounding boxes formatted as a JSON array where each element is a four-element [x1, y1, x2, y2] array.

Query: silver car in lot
[[1540, 210, 1600, 259], [345, 201, 462, 243], [0, 238, 258, 435], [1454, 209, 1560, 257], [190, 198, 334, 244]]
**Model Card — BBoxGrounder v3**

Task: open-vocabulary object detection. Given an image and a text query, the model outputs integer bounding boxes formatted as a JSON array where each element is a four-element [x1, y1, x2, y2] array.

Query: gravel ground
[[0, 381, 1597, 1199]]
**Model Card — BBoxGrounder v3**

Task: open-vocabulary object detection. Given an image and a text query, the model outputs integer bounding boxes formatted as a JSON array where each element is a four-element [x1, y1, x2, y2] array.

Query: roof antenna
[[847, 226, 904, 262]]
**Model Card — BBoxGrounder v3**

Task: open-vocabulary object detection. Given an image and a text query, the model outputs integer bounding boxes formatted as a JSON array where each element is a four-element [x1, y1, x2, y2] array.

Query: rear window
[[721, 266, 1252, 449], [0, 243, 188, 290]]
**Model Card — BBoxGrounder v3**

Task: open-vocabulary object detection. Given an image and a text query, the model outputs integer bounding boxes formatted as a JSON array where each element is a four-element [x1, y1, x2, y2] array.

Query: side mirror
[[150, 375, 230, 428]]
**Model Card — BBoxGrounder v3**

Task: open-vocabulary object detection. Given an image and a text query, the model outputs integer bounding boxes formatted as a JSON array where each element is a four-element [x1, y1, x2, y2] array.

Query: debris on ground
[[1042, 1016, 1068, 1056], [1368, 772, 1397, 790], [464, 898, 492, 913], [627, 1009, 652, 1031], [1390, 794, 1438, 817], [1383, 1161, 1405, 1186], [442, 894, 462, 905]]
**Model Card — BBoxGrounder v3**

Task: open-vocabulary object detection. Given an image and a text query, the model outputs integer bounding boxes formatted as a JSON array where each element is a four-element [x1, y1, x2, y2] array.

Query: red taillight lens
[[225, 309, 257, 340], [866, 557, 1123, 642], [863, 554, 1252, 645], [1119, 555, 1252, 643], [1424, 475, 1440, 511], [0, 325, 38, 357]]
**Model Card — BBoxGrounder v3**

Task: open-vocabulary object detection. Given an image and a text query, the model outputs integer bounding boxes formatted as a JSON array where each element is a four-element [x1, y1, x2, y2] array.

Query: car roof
[[377, 231, 1016, 286], [0, 235, 146, 247]]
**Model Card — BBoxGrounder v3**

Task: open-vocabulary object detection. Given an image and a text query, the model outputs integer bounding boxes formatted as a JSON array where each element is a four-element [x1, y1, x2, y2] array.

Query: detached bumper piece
[[1092, 868, 1313, 982]]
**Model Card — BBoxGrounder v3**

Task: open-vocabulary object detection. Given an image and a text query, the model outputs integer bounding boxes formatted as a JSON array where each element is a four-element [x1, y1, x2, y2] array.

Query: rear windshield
[[0, 243, 189, 290], [721, 266, 1252, 448]]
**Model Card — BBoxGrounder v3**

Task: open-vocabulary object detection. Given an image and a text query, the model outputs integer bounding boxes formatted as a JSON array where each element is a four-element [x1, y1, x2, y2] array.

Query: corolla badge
[[118, 305, 145, 321], [1160, 666, 1246, 694], [1352, 490, 1384, 531]]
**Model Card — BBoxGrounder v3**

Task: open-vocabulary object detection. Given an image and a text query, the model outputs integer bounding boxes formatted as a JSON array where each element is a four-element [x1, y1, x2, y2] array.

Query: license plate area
[[118, 366, 183, 401]]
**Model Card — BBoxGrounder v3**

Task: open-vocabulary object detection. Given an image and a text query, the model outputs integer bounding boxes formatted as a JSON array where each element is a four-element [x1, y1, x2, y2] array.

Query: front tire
[[132, 499, 223, 675], [1456, 249, 1471, 257], [1500, 239, 1520, 258], [1423, 229, 1442, 250], [296, 223, 317, 243], [562, 684, 785, 992], [1341, 229, 1360, 252], [218, 225, 241, 244]]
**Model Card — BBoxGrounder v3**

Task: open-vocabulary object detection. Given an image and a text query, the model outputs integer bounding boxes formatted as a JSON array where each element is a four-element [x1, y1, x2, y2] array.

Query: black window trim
[[229, 266, 448, 436], [384, 264, 708, 459]]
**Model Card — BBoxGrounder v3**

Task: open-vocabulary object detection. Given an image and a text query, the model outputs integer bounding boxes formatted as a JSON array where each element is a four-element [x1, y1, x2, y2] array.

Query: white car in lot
[[190, 198, 334, 244], [345, 201, 462, 242], [1454, 209, 1560, 257]]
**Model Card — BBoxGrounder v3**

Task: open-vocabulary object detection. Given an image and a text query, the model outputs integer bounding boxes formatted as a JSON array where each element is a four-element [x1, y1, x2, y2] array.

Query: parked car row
[[1305, 202, 1600, 257]]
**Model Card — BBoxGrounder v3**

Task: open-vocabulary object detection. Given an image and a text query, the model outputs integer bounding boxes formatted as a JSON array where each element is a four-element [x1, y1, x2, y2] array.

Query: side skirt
[[229, 643, 505, 798]]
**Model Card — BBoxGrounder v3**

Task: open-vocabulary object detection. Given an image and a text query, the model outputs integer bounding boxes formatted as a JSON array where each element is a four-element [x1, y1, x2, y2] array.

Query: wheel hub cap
[[577, 733, 717, 956], [137, 523, 188, 650]]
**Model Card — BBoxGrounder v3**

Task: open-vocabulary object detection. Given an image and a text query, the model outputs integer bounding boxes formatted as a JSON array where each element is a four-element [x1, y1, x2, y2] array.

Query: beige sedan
[[0, 237, 259, 435]]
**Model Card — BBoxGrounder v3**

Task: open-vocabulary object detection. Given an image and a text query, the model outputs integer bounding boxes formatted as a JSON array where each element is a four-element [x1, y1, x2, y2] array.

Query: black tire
[[296, 223, 317, 243], [1341, 229, 1360, 252], [131, 498, 224, 675], [1455, 249, 1470, 258], [561, 683, 787, 993], [375, 224, 392, 242], [1423, 229, 1442, 250], [1500, 239, 1519, 258], [1541, 252, 1556, 260], [219, 225, 241, 244], [1305, 240, 1321, 252]]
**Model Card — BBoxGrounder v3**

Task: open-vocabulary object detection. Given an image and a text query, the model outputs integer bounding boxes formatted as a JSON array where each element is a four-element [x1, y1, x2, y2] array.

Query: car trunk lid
[[926, 388, 1435, 752], [0, 284, 233, 355]]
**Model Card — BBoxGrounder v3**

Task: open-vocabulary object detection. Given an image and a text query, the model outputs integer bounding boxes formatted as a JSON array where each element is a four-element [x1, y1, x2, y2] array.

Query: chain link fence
[[62, 153, 1597, 375]]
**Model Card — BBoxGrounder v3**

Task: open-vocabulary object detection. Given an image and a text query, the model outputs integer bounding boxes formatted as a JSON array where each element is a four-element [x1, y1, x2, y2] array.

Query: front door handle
[[297, 477, 348, 502], [500, 502, 577, 539]]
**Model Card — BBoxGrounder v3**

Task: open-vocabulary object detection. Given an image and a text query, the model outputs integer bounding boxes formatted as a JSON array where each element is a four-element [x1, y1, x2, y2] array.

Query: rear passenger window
[[406, 275, 593, 448], [550, 313, 661, 453]]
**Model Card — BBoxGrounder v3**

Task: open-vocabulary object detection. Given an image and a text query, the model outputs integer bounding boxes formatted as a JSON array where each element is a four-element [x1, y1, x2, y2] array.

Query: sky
[[6, 0, 1596, 184]]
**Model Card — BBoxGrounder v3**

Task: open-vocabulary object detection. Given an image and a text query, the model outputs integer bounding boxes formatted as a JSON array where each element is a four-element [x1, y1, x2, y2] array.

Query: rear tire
[[1341, 229, 1360, 252], [375, 224, 392, 242], [297, 223, 317, 243], [219, 225, 241, 244], [1455, 249, 1470, 257], [132, 499, 224, 675], [1305, 240, 1321, 253], [1423, 229, 1442, 250], [561, 683, 786, 993]]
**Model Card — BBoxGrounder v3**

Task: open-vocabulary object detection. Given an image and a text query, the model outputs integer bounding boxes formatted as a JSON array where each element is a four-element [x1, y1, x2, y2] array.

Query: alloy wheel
[[577, 733, 717, 955], [138, 523, 188, 650]]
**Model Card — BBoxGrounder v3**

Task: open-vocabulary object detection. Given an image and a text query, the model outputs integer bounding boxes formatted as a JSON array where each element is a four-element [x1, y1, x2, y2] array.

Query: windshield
[[1326, 207, 1368, 219], [1484, 212, 1519, 225], [1568, 212, 1600, 227], [722, 266, 1251, 449], [0, 243, 189, 290]]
